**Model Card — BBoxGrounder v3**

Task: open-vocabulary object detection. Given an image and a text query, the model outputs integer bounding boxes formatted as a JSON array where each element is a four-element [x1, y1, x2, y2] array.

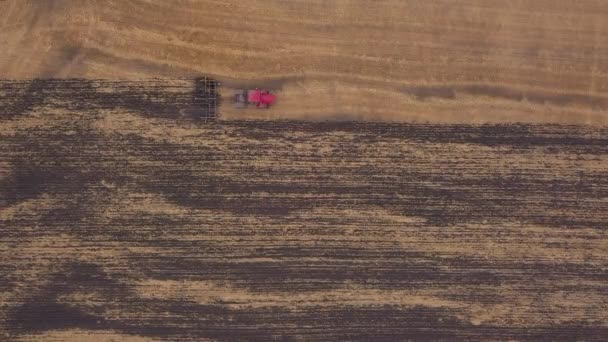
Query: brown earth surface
[[1, 0, 608, 124], [2, 1, 608, 341], [2, 113, 608, 340]]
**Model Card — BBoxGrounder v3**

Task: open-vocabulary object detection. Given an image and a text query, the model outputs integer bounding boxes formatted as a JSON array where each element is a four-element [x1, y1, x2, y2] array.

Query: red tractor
[[234, 89, 277, 108]]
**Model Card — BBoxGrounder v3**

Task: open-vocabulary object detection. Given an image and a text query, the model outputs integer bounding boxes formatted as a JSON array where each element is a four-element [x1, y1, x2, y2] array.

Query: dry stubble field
[[2, 0, 608, 123], [1, 0, 608, 341]]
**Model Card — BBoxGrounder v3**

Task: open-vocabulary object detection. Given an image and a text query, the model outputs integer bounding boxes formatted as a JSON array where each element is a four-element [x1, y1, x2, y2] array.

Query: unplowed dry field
[[1, 0, 608, 341]]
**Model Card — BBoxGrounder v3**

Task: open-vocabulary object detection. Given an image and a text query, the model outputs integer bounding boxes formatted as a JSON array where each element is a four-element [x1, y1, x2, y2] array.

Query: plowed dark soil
[[2, 81, 608, 340], [0, 78, 219, 121]]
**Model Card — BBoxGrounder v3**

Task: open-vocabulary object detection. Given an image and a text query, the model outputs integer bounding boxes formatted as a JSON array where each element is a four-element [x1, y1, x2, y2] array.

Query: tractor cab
[[235, 89, 276, 108]]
